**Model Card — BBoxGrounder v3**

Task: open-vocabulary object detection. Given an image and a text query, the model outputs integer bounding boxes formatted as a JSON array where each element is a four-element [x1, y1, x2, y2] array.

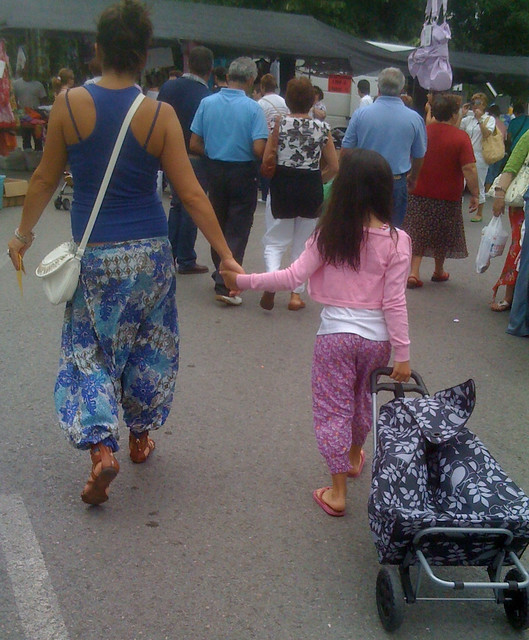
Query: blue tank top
[[67, 85, 167, 243]]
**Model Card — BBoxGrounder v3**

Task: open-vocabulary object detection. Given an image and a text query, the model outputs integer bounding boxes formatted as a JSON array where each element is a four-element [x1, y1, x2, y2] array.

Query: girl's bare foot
[[321, 487, 346, 513]]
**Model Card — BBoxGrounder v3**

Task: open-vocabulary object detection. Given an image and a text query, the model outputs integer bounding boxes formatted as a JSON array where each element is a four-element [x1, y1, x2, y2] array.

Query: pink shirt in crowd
[[237, 227, 412, 361]]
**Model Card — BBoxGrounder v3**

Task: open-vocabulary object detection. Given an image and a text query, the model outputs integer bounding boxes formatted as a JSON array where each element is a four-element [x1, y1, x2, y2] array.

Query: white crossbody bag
[[36, 93, 145, 305]]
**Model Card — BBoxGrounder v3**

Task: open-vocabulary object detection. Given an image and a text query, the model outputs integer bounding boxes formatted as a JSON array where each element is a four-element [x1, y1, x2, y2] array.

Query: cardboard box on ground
[[2, 177, 28, 208]]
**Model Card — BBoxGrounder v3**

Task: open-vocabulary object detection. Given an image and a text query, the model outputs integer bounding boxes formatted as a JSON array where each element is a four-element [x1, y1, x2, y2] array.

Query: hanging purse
[[260, 115, 281, 179], [36, 93, 145, 305]]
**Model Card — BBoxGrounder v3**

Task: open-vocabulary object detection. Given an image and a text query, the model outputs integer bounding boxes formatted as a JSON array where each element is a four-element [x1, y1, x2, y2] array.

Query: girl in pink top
[[222, 150, 412, 517]]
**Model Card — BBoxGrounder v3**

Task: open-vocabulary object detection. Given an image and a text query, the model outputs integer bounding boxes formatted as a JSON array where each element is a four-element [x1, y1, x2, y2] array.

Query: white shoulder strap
[[77, 92, 145, 255]]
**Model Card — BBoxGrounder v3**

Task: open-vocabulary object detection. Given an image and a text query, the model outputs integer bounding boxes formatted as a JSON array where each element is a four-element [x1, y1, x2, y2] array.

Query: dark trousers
[[207, 159, 258, 295], [21, 126, 43, 151], [392, 174, 408, 227], [168, 156, 208, 269]]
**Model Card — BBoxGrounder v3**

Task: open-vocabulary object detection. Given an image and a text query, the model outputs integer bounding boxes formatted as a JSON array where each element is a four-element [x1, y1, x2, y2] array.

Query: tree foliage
[[182, 0, 529, 57]]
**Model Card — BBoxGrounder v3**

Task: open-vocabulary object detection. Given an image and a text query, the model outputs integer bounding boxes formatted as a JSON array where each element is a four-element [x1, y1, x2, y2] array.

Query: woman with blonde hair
[[460, 92, 495, 222], [52, 68, 75, 97]]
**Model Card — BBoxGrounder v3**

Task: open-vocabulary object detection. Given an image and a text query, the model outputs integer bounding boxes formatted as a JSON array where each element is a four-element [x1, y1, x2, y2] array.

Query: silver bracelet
[[14, 228, 35, 244]]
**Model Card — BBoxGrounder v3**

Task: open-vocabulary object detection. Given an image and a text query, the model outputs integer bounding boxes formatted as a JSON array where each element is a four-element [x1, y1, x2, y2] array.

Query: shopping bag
[[475, 215, 509, 273]]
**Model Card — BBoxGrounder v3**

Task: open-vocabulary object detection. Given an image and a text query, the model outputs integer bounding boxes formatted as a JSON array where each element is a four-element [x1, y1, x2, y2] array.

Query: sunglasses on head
[[471, 99, 482, 105]]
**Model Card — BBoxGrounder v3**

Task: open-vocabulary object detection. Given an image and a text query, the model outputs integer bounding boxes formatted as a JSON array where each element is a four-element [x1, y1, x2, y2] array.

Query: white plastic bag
[[475, 215, 509, 273]]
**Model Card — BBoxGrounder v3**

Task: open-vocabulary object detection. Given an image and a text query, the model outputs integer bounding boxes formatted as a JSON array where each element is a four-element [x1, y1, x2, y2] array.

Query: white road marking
[[0, 495, 69, 640]]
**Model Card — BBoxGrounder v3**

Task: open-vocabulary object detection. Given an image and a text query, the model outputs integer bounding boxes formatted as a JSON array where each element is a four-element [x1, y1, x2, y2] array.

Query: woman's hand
[[7, 235, 32, 270], [390, 361, 411, 383], [492, 195, 506, 217]]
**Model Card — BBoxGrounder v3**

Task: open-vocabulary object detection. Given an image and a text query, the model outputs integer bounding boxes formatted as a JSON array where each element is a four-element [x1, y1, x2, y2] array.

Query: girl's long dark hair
[[316, 149, 395, 270]]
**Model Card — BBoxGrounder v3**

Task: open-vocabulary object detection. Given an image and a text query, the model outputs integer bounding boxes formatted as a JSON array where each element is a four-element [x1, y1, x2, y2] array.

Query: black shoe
[[178, 263, 209, 274]]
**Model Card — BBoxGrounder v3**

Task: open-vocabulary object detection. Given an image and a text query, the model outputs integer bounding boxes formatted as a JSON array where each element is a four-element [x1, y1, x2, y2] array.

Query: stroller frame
[[371, 368, 529, 632]]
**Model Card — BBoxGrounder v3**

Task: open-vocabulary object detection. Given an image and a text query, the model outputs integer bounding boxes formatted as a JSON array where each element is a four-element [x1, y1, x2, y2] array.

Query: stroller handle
[[370, 367, 429, 398]]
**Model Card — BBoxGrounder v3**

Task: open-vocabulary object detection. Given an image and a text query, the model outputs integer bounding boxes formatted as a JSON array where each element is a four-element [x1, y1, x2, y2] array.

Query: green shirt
[[504, 129, 529, 174]]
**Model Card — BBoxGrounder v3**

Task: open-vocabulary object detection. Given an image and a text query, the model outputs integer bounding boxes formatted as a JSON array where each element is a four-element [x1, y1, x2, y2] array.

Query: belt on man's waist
[[393, 172, 407, 180]]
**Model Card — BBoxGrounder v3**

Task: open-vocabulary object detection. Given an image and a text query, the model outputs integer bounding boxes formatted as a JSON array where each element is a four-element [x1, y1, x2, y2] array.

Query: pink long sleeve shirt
[[237, 227, 411, 361]]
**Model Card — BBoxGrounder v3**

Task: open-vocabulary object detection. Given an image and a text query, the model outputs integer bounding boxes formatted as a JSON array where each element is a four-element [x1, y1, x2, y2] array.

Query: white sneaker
[[215, 294, 242, 306]]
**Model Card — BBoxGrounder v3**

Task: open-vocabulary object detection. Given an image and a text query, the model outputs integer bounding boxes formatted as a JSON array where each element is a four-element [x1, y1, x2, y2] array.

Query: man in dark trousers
[[190, 57, 269, 305], [158, 46, 213, 274]]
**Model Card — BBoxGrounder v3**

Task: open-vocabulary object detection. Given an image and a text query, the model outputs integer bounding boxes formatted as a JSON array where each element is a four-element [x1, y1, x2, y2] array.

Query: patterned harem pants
[[312, 333, 391, 475], [54, 238, 179, 451]]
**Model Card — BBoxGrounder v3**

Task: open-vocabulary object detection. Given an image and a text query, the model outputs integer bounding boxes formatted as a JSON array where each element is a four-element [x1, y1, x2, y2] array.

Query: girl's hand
[[390, 361, 411, 383]]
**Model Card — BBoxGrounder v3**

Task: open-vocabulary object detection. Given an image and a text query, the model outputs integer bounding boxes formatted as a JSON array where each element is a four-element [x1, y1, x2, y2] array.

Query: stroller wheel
[[504, 568, 529, 630], [54, 197, 62, 210], [62, 198, 70, 211], [376, 567, 405, 632]]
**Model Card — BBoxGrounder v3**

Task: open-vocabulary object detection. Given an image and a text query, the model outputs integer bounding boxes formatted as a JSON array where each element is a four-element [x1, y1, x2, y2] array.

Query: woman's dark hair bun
[[97, 0, 153, 74]]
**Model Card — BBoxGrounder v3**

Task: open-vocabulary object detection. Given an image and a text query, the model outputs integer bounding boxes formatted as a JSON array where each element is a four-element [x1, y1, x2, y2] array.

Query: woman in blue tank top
[[7, 0, 242, 505]]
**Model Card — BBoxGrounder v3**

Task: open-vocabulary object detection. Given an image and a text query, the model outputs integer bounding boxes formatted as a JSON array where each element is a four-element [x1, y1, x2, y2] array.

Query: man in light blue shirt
[[341, 68, 427, 226], [191, 57, 269, 305]]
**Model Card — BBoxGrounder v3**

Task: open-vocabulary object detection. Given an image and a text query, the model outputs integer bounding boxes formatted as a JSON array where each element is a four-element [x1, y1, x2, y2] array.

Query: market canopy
[[2, 0, 529, 78]]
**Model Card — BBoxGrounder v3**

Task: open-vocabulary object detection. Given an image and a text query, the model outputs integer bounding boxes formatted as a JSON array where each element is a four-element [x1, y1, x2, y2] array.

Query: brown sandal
[[81, 444, 120, 505], [129, 431, 155, 464]]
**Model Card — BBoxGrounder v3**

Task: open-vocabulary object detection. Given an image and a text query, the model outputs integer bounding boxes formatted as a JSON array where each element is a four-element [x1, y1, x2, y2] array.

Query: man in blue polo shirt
[[341, 67, 427, 227], [158, 46, 213, 274], [190, 57, 269, 305]]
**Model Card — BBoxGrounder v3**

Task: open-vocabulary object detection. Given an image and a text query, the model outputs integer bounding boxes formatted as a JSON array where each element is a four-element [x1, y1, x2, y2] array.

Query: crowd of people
[[5, 0, 528, 515]]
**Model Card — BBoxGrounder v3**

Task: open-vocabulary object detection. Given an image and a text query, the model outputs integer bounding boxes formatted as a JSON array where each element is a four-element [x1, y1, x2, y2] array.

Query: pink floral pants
[[312, 333, 391, 475]]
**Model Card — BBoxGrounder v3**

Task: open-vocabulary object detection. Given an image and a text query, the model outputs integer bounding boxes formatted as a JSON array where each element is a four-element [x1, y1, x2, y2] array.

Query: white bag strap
[[77, 92, 145, 255]]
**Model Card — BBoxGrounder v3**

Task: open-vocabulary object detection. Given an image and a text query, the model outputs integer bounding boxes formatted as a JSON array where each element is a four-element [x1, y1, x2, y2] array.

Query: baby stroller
[[54, 171, 73, 211], [368, 369, 529, 632]]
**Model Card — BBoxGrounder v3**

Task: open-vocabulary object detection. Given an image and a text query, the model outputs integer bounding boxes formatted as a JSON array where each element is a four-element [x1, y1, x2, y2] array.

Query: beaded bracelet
[[14, 228, 35, 244]]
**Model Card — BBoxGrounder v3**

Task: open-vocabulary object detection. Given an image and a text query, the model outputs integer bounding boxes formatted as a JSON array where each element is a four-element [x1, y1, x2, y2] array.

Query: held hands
[[390, 361, 411, 383], [219, 258, 244, 295]]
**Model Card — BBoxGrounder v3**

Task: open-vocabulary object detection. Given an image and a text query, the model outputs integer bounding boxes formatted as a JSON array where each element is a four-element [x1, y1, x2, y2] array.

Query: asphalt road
[[0, 189, 528, 640]]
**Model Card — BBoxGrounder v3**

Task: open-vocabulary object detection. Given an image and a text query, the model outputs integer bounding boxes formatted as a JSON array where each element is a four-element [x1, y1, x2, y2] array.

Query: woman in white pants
[[460, 92, 495, 222], [261, 77, 338, 310]]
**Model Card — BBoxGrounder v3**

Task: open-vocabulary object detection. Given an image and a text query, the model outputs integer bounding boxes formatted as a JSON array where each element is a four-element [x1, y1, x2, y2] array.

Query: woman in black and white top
[[260, 76, 338, 311]]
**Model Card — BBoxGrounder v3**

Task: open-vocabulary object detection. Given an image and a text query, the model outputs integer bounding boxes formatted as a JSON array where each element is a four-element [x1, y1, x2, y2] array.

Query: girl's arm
[[221, 238, 322, 292], [381, 232, 412, 380]]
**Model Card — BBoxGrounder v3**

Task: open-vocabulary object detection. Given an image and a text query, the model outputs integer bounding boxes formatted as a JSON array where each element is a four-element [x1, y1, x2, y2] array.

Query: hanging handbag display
[[482, 121, 506, 165], [260, 115, 281, 179], [36, 93, 145, 305]]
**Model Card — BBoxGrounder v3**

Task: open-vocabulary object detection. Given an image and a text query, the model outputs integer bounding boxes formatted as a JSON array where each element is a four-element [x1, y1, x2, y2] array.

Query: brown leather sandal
[[129, 431, 155, 464], [81, 444, 120, 505]]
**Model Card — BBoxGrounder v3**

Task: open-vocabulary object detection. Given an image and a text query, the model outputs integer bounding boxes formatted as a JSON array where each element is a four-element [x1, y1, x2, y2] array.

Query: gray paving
[[0, 190, 528, 640]]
